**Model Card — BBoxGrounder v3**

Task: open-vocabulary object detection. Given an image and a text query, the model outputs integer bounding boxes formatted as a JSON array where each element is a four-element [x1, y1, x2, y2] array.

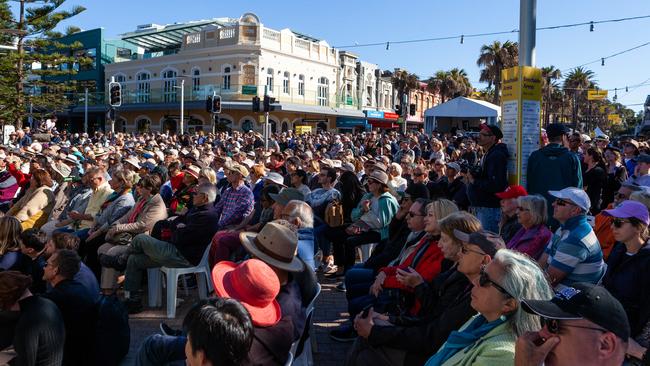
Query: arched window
[[241, 119, 254, 132], [223, 67, 231, 90], [114, 74, 126, 83], [282, 71, 290, 94], [136, 117, 151, 132], [192, 68, 200, 93], [136, 72, 150, 103], [298, 75, 305, 96], [266, 68, 274, 92], [281, 121, 288, 132], [162, 69, 177, 103], [317, 77, 328, 106]]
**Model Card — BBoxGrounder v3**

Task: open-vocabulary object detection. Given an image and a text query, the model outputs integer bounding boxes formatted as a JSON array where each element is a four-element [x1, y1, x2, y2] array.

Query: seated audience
[[507, 194, 553, 259]]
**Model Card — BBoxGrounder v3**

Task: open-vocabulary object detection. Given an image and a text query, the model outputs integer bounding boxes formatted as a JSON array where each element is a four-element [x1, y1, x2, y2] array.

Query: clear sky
[[22, 0, 650, 111]]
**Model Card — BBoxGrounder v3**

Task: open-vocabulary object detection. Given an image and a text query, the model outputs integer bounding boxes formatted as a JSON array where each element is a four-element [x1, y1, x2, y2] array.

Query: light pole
[[173, 77, 187, 135], [518, 0, 536, 67], [83, 87, 88, 133]]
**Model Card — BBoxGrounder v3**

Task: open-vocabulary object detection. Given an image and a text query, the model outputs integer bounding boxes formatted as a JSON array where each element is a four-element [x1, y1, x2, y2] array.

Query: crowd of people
[[0, 122, 649, 366]]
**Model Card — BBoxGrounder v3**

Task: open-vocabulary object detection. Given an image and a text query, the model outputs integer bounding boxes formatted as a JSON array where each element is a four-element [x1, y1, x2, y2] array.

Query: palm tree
[[476, 40, 519, 105], [427, 69, 472, 103], [563, 67, 597, 128], [391, 69, 419, 113], [448, 68, 472, 99], [541, 66, 562, 126], [427, 70, 451, 103]]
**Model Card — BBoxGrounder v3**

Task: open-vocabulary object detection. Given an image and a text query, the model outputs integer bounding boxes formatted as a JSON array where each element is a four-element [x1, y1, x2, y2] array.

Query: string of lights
[[333, 14, 650, 48], [561, 41, 650, 72]]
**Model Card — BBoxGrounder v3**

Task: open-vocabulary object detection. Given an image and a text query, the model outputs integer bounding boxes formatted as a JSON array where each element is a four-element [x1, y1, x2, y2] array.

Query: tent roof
[[424, 97, 500, 118]]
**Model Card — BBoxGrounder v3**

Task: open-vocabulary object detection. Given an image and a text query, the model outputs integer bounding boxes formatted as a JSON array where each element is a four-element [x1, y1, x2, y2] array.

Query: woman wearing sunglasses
[[601, 200, 650, 360], [424, 249, 553, 366]]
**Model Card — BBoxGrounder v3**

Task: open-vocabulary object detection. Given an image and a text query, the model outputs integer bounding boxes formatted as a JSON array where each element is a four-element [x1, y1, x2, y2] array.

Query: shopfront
[[336, 117, 369, 133], [366, 110, 400, 130]]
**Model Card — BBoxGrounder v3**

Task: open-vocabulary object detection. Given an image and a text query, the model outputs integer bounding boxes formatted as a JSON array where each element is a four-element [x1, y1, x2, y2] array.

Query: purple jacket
[[506, 224, 552, 260]]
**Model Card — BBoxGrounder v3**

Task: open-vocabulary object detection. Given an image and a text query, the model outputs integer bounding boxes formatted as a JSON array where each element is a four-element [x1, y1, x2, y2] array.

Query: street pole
[[84, 87, 88, 134], [265, 111, 269, 150], [518, 0, 537, 67], [180, 79, 185, 135], [402, 92, 408, 135]]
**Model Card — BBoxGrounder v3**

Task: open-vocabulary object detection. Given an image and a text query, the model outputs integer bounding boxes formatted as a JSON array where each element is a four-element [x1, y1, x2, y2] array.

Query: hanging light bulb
[[626, 86, 629, 92], [601, 58, 605, 66], [460, 35, 464, 44], [614, 88, 618, 101], [590, 21, 594, 32], [386, 42, 390, 50]]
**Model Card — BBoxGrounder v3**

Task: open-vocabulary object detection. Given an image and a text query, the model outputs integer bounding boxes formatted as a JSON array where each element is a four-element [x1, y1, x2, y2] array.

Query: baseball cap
[[603, 200, 650, 225], [496, 185, 528, 200], [446, 162, 461, 172], [546, 123, 569, 139], [548, 187, 591, 212], [453, 229, 505, 257], [480, 123, 503, 139], [637, 154, 650, 164], [521, 283, 630, 340]]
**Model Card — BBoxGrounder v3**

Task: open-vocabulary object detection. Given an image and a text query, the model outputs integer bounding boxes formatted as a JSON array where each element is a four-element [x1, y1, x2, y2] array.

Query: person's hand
[[68, 211, 81, 220], [369, 272, 386, 297], [514, 331, 559, 366], [396, 267, 424, 288], [361, 200, 371, 213], [353, 309, 375, 338], [106, 227, 117, 238], [372, 312, 389, 322]]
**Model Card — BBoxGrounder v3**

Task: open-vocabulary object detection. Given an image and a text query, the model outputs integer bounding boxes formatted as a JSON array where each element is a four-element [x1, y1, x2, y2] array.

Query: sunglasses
[[612, 218, 632, 228], [407, 212, 424, 218], [554, 199, 574, 207], [479, 266, 512, 298], [540, 317, 607, 335]]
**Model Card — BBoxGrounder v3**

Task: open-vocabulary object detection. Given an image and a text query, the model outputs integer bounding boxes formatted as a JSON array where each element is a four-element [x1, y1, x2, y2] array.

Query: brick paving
[[122, 273, 352, 365]]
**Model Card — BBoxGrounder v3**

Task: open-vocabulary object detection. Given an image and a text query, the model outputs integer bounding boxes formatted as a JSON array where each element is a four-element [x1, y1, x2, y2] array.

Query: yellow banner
[[501, 67, 520, 102], [521, 67, 543, 101], [587, 90, 608, 101], [608, 114, 622, 124], [295, 125, 312, 134]]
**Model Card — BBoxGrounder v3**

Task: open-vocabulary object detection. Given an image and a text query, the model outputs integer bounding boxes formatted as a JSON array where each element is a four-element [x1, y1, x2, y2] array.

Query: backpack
[[324, 199, 344, 227], [93, 294, 130, 366]]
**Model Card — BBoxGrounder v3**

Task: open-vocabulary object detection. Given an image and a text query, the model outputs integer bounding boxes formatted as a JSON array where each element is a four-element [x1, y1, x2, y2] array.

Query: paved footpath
[[123, 274, 351, 365]]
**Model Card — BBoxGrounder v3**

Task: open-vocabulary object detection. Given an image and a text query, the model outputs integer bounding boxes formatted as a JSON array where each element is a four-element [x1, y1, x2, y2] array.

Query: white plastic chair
[[291, 283, 321, 366], [148, 245, 214, 318]]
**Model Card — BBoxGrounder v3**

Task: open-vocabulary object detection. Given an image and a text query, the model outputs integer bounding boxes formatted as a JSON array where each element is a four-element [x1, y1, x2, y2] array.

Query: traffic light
[[211, 95, 222, 114], [252, 96, 260, 112], [109, 82, 121, 107], [205, 95, 213, 113], [263, 95, 275, 112], [409, 103, 416, 116], [395, 104, 402, 116]]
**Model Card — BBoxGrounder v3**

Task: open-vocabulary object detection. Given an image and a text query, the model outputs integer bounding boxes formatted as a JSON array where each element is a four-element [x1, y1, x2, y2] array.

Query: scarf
[[425, 314, 506, 366], [100, 191, 123, 210]]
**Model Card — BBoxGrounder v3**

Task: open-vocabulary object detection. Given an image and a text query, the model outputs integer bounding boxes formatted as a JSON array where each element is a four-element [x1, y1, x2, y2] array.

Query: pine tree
[[0, 0, 87, 129]]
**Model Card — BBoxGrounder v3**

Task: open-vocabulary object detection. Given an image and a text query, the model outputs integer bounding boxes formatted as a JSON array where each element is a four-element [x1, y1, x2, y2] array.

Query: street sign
[[242, 85, 258, 95], [608, 114, 622, 124], [295, 126, 312, 134], [501, 66, 543, 187], [587, 90, 608, 101], [397, 117, 405, 124]]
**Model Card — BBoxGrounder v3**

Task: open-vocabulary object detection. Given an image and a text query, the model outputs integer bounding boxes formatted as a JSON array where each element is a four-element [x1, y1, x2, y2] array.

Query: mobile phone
[[533, 336, 547, 346], [361, 304, 372, 319]]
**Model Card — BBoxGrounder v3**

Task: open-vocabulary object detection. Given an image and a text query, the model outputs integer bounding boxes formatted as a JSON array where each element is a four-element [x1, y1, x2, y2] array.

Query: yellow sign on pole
[[501, 66, 543, 187], [587, 90, 608, 101], [294, 125, 312, 134], [608, 114, 622, 124]]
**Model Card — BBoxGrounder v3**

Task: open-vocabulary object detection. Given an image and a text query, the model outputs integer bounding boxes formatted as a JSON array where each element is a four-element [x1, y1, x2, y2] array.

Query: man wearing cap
[[594, 134, 610, 150], [496, 185, 528, 243], [0, 152, 19, 212], [527, 123, 583, 230], [626, 153, 650, 187], [213, 163, 254, 230], [516, 283, 630, 366], [539, 188, 605, 290], [467, 123, 509, 233]]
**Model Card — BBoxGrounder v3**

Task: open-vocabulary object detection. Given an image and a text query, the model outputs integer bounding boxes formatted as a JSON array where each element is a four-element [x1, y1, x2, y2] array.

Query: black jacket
[[467, 143, 509, 208], [171, 204, 221, 265], [11, 296, 65, 366], [367, 267, 474, 366], [363, 221, 425, 273], [43, 279, 97, 366]]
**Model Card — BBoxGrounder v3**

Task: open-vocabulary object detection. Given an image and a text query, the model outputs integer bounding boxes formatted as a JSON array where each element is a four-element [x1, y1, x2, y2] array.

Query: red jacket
[[380, 236, 445, 314], [8, 163, 29, 188]]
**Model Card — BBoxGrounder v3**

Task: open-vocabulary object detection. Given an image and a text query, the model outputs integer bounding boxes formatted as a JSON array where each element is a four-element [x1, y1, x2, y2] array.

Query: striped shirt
[[544, 215, 605, 290]]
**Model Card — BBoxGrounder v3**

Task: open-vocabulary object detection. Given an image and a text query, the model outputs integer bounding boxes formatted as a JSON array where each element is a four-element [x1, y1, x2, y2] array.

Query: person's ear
[[597, 332, 619, 360], [482, 255, 492, 266], [501, 297, 518, 315]]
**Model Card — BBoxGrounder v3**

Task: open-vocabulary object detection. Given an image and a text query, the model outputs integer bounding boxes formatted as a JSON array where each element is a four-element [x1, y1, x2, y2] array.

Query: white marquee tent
[[424, 97, 501, 134]]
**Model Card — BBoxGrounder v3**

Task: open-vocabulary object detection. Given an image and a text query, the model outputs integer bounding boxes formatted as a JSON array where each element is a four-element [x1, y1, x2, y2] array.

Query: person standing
[[467, 123, 509, 233], [527, 123, 583, 226]]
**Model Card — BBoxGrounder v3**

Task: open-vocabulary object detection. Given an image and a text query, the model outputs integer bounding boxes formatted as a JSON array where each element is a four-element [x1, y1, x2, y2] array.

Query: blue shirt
[[544, 215, 605, 290]]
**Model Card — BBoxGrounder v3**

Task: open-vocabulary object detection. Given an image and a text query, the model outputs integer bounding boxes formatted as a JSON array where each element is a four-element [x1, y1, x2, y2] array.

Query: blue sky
[[24, 0, 650, 111]]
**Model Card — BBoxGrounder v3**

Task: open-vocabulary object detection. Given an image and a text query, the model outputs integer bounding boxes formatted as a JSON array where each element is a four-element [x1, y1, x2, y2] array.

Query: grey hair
[[284, 200, 314, 228], [493, 249, 553, 337], [197, 183, 217, 203], [517, 195, 547, 226]]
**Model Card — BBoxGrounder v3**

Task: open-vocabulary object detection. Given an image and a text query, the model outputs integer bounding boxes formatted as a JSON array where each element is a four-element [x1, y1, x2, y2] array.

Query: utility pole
[[264, 85, 269, 150], [518, 0, 536, 67], [402, 92, 408, 135], [179, 79, 185, 135], [84, 87, 88, 133]]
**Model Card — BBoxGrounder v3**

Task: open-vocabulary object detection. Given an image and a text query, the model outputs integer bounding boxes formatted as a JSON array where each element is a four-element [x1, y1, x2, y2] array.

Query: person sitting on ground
[[121, 183, 221, 313], [516, 283, 630, 366], [423, 249, 553, 365], [42, 249, 97, 366], [539, 187, 606, 290], [496, 185, 527, 244], [43, 232, 100, 298], [506, 194, 553, 260], [7, 168, 55, 230], [0, 271, 65, 366]]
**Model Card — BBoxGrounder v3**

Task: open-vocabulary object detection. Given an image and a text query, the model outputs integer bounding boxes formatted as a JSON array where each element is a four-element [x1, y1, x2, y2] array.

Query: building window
[[426, 97, 430, 110], [163, 69, 177, 103], [136, 72, 151, 103], [223, 67, 231, 90], [266, 68, 274, 93], [282, 71, 290, 94], [385, 91, 390, 109], [317, 77, 328, 106], [136, 118, 151, 132], [366, 86, 373, 106], [298, 75, 305, 96], [192, 68, 200, 93], [73, 48, 97, 71], [114, 74, 126, 83]]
